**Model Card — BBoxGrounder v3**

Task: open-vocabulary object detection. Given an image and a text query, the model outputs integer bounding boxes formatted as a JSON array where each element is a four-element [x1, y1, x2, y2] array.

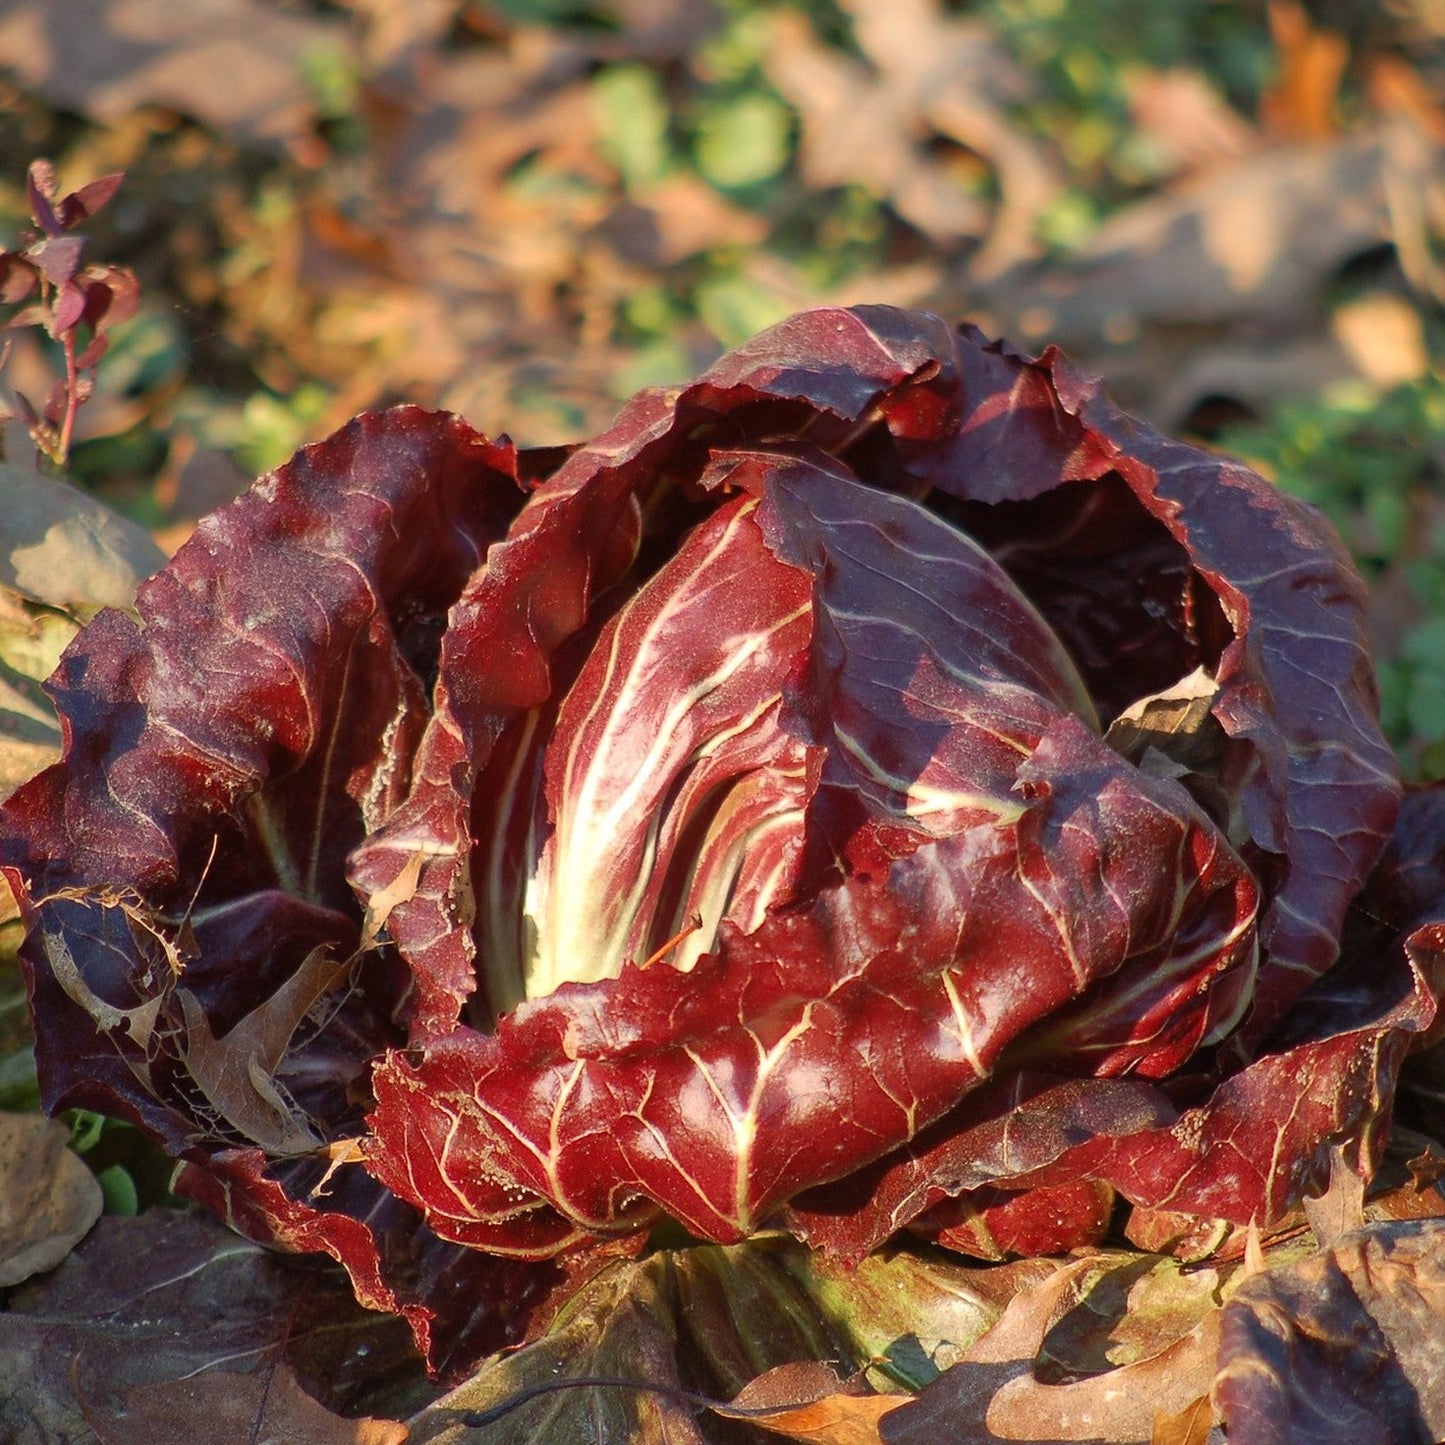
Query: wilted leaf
[[1366, 1147, 1445, 1224], [0, 1110, 101, 1286], [715, 1363, 907, 1445], [0, 463, 165, 613], [960, 119, 1445, 426], [1104, 665, 1224, 782], [0, 1209, 436, 1440], [1262, 0, 1349, 141], [669, 1241, 860, 1399], [1214, 1219, 1445, 1445], [93, 1363, 409, 1445], [1124, 68, 1255, 178], [175, 943, 353, 1155], [408, 1239, 889, 1444]]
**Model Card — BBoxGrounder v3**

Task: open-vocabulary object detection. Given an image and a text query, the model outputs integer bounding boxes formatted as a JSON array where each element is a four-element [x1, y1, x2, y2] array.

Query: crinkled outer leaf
[[889, 319, 1401, 1043], [171, 1146, 635, 1385], [408, 1240, 868, 1445], [406, 1255, 706, 1445], [1214, 1218, 1445, 1445], [0, 407, 574, 1372], [1, 310, 1418, 1352], [789, 928, 1444, 1258]]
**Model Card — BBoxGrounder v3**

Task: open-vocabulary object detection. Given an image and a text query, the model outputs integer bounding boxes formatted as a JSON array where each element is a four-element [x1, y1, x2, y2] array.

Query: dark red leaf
[[59, 172, 126, 227], [0, 1209, 433, 1431], [51, 276, 88, 333]]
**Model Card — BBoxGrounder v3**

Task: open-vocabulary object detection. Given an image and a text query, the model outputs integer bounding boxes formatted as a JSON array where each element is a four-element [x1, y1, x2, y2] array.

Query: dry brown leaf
[[361, 851, 428, 949], [1330, 291, 1430, 386], [1124, 68, 1256, 177], [177, 943, 353, 1154], [597, 176, 770, 267], [0, 1112, 102, 1287], [936, 108, 1445, 428], [1368, 53, 1445, 144], [715, 1362, 907, 1445], [1151, 1394, 1214, 1445], [1301, 1143, 1367, 1250], [1105, 667, 1223, 769], [763, 0, 1059, 273]]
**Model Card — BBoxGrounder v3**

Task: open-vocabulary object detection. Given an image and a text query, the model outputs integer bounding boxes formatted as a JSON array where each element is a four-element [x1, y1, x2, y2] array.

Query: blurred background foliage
[[0, 0, 1441, 753]]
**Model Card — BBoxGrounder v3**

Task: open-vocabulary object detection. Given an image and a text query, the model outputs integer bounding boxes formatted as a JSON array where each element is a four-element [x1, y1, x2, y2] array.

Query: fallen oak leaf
[[1151, 1393, 1214, 1445], [1301, 1143, 1366, 1250], [880, 1260, 1084, 1441], [0, 0, 349, 150], [1406, 1148, 1445, 1189], [715, 1362, 907, 1445], [1365, 1148, 1445, 1223]]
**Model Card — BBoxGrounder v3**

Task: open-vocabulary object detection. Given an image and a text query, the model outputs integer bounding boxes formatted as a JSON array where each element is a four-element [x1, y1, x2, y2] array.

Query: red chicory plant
[[4, 307, 1442, 1376]]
